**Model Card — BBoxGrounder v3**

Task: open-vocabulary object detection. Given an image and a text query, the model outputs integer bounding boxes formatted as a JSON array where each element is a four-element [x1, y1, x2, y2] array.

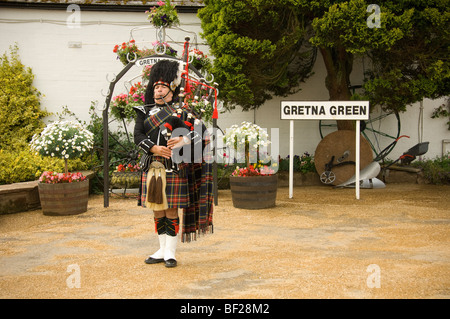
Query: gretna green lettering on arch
[[281, 101, 369, 120]]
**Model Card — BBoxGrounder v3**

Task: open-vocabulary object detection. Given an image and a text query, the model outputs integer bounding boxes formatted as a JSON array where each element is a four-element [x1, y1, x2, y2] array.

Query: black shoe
[[165, 258, 177, 268], [145, 257, 164, 264]]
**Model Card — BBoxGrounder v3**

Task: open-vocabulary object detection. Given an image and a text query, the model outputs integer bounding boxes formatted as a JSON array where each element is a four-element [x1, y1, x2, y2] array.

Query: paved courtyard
[[0, 184, 449, 299]]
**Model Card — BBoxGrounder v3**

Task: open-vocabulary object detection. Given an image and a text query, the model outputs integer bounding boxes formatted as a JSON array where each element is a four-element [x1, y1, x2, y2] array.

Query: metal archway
[[100, 36, 219, 208]]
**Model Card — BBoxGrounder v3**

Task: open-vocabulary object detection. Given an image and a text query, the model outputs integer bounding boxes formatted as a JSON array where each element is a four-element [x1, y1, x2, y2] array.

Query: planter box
[[230, 175, 278, 209]]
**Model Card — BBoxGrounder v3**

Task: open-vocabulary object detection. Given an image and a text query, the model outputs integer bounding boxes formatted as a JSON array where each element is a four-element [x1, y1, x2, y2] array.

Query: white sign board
[[136, 56, 180, 68], [281, 101, 369, 120], [281, 101, 370, 200]]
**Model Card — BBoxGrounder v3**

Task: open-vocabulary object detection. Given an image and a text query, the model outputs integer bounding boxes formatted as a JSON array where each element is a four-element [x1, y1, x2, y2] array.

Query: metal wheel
[[320, 171, 336, 184], [319, 105, 401, 161], [314, 130, 374, 186]]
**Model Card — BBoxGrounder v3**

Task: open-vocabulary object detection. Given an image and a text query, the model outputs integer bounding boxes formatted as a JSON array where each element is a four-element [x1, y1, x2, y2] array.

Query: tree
[[199, 0, 449, 129], [361, 0, 449, 113], [198, 0, 317, 111]]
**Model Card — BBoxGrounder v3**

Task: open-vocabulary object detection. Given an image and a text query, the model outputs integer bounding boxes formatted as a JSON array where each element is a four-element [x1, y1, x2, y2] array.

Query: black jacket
[[133, 105, 166, 154]]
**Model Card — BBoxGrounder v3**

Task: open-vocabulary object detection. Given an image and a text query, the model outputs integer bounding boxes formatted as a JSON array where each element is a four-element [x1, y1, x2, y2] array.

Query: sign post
[[281, 101, 370, 200]]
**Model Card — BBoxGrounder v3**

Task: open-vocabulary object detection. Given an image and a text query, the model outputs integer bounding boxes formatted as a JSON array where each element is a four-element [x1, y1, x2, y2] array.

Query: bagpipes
[[160, 38, 218, 169]]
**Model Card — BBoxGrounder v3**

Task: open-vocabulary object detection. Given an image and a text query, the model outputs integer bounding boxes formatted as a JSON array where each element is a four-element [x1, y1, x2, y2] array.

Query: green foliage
[[310, 0, 414, 54], [412, 155, 450, 185], [0, 45, 91, 185], [0, 149, 87, 185], [361, 0, 450, 111], [199, 0, 316, 110], [431, 99, 450, 130], [199, 0, 449, 114], [278, 152, 316, 174], [0, 44, 50, 151]]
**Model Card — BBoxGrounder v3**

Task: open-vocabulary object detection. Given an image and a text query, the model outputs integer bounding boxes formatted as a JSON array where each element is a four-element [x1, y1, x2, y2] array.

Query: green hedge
[[0, 149, 88, 185]]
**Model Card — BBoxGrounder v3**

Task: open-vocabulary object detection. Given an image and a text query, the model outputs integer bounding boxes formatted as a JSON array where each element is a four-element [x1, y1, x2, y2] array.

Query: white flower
[[29, 120, 94, 160]]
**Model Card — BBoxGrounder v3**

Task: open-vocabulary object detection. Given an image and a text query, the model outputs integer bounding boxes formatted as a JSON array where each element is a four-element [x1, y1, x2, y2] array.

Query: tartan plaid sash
[[144, 104, 178, 136]]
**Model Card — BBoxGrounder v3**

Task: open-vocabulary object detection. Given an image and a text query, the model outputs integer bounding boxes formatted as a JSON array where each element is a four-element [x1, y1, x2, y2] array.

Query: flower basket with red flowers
[[113, 39, 141, 66], [189, 48, 212, 71], [111, 163, 141, 189], [110, 82, 146, 122], [30, 121, 94, 216]]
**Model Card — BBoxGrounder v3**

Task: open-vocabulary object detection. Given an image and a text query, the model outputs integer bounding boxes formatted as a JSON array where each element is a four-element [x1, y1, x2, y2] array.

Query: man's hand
[[150, 145, 172, 159], [167, 136, 185, 150]]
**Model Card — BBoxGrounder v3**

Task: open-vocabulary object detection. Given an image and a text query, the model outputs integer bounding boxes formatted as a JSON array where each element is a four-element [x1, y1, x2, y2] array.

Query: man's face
[[154, 84, 173, 105]]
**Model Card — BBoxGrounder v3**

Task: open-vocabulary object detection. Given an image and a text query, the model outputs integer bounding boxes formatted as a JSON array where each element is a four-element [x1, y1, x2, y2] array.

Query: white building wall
[[1, 7, 448, 161]]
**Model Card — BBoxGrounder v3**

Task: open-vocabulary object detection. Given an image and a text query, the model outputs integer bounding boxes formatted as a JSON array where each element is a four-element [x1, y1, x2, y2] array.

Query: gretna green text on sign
[[281, 101, 369, 120], [137, 56, 179, 67]]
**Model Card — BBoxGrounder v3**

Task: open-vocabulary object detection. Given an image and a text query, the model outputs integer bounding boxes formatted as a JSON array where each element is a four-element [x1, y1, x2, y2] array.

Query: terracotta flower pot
[[38, 180, 89, 216], [229, 175, 278, 209]]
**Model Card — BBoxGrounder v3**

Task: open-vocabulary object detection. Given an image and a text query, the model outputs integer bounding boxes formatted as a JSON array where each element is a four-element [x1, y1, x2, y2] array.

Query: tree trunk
[[320, 46, 355, 130], [64, 158, 69, 175]]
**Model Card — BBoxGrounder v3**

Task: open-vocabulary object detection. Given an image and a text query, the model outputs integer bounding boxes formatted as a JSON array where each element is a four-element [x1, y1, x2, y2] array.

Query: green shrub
[[0, 44, 50, 151], [0, 149, 87, 185], [278, 152, 316, 174], [412, 155, 450, 185]]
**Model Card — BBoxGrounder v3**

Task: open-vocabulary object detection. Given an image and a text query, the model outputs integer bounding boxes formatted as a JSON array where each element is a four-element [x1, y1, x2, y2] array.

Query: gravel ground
[[0, 184, 449, 299]]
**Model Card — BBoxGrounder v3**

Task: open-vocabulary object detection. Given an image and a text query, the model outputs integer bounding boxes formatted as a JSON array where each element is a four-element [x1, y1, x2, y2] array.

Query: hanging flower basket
[[146, 1, 180, 28]]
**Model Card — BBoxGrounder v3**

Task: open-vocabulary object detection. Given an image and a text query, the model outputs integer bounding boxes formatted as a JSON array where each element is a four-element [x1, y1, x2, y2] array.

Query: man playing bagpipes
[[133, 59, 214, 268]]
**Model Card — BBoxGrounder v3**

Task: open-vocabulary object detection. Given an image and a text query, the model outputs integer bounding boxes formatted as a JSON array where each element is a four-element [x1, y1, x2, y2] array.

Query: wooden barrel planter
[[38, 180, 89, 216], [229, 175, 278, 209]]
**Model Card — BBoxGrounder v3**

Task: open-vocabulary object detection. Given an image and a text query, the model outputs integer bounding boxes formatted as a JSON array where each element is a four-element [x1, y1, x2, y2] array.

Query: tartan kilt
[[140, 157, 189, 209]]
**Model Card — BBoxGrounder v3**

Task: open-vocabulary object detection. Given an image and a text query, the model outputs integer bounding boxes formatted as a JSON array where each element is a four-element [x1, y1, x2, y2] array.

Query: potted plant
[[151, 41, 178, 57], [224, 121, 278, 209], [29, 120, 94, 215], [228, 164, 278, 209], [224, 121, 271, 166], [189, 48, 212, 72], [113, 39, 142, 66], [146, 1, 180, 28], [111, 162, 141, 189], [110, 82, 145, 123]]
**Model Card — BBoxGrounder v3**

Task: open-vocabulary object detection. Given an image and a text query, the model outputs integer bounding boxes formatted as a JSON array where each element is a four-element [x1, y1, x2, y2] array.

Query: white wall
[[1, 7, 448, 161]]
